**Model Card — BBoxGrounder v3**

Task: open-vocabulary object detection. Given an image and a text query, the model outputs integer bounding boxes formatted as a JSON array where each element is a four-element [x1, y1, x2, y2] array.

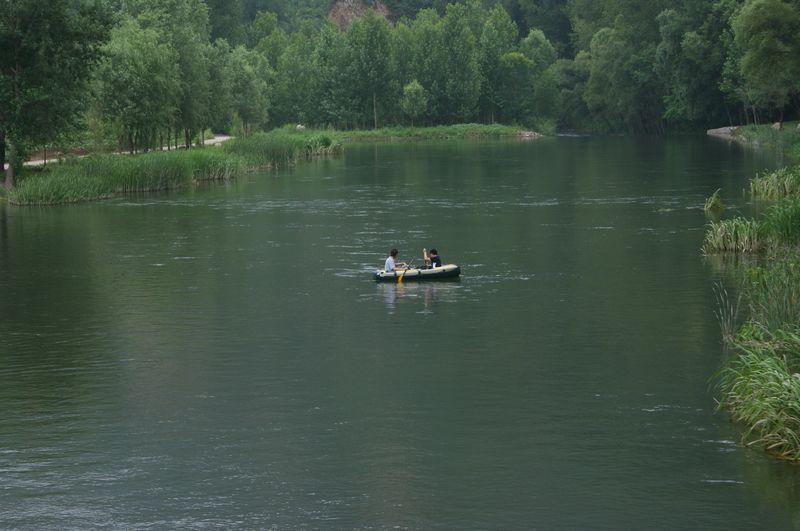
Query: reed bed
[[742, 258, 800, 331], [702, 218, 764, 254], [10, 149, 243, 205], [714, 251, 800, 459], [716, 336, 800, 460], [751, 167, 800, 200], [222, 130, 342, 167], [342, 123, 526, 141], [761, 199, 800, 246]]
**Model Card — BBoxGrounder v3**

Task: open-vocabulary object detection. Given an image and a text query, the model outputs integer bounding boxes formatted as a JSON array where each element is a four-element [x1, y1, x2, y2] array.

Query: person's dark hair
[[429, 248, 438, 255], [390, 248, 398, 257]]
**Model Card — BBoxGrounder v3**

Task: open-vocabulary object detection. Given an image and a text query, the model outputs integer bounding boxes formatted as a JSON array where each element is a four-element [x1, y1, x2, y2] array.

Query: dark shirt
[[430, 255, 442, 267]]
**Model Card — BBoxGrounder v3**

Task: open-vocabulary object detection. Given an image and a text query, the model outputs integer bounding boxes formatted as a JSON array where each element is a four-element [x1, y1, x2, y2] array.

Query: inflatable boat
[[374, 264, 461, 282]]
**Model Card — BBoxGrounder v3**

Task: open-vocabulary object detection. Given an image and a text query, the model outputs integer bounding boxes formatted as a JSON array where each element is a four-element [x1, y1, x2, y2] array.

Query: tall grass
[[762, 199, 800, 246], [713, 282, 741, 344], [704, 188, 725, 215], [223, 129, 342, 167], [751, 167, 800, 200], [10, 130, 344, 205], [11, 149, 242, 205], [735, 122, 800, 156], [714, 251, 800, 459], [702, 218, 764, 254], [716, 335, 800, 460], [341, 123, 527, 140], [742, 257, 800, 331]]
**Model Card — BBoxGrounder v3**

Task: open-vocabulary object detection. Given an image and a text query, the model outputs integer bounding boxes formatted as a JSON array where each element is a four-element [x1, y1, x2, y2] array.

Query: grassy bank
[[9, 129, 341, 205], [733, 122, 800, 161], [11, 150, 241, 205], [715, 254, 800, 460], [221, 129, 343, 166], [340, 123, 531, 141], [707, 132, 800, 459], [7, 124, 535, 205]]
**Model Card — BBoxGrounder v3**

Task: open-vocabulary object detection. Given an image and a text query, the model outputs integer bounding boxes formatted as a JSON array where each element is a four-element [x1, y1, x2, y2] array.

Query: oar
[[397, 260, 413, 284]]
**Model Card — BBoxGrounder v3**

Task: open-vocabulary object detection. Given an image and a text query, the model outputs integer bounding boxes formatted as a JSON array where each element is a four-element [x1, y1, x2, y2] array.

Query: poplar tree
[[0, 0, 112, 188]]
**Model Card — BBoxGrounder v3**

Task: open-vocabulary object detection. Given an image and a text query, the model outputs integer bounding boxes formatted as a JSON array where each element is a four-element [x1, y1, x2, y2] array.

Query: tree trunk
[[5, 139, 15, 190], [0, 130, 6, 188], [373, 91, 378, 130], [185, 128, 190, 149]]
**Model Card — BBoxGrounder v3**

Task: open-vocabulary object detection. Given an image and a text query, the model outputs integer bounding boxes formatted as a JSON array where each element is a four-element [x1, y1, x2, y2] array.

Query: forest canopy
[[3, 0, 800, 182]]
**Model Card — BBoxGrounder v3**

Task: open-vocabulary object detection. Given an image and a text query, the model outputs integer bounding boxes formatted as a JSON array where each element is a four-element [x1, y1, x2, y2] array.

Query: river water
[[1, 136, 798, 529]]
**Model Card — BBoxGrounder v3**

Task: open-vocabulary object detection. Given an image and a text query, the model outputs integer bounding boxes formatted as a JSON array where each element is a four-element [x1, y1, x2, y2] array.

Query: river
[[1, 136, 798, 529]]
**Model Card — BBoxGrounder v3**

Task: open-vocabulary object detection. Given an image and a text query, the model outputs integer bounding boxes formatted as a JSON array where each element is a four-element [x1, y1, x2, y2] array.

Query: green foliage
[[478, 5, 518, 121], [735, 122, 800, 155], [714, 248, 800, 459], [10, 149, 242, 205], [703, 218, 765, 254], [340, 123, 526, 140], [716, 335, 800, 460], [9, 0, 800, 173], [762, 199, 800, 246], [751, 167, 800, 200], [401, 81, 430, 126], [0, 0, 113, 183], [221, 129, 342, 167], [346, 10, 393, 128], [733, 0, 800, 112], [704, 188, 726, 213], [94, 18, 181, 152], [742, 257, 800, 330]]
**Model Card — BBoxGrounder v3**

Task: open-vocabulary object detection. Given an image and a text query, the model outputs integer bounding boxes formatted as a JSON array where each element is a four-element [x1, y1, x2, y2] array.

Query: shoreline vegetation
[[5, 124, 530, 206], [704, 127, 800, 460], [708, 122, 800, 161]]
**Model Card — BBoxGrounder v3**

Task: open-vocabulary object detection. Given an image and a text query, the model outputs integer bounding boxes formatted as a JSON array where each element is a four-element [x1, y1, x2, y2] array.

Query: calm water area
[[2, 136, 800, 528]]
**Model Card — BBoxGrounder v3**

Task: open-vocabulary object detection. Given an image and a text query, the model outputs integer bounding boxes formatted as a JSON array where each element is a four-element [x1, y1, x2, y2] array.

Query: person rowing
[[422, 248, 442, 269]]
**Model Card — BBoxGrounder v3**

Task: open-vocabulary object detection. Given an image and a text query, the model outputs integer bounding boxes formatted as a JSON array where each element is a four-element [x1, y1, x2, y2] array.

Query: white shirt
[[384, 256, 396, 272]]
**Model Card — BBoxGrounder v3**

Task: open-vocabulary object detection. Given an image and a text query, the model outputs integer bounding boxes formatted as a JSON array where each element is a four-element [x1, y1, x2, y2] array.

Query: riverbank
[[4, 124, 536, 205], [704, 128, 800, 460], [339, 123, 535, 141], [8, 130, 341, 205], [708, 122, 800, 161]]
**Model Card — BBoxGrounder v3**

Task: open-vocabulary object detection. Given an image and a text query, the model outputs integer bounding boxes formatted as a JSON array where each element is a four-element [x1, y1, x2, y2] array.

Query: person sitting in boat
[[422, 248, 442, 269], [383, 249, 407, 273]]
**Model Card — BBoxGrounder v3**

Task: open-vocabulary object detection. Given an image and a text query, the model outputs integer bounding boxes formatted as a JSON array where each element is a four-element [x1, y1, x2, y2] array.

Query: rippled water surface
[[2, 136, 800, 528]]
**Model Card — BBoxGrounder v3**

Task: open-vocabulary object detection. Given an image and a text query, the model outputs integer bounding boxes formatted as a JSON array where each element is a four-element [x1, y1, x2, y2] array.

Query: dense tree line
[[3, 0, 800, 187]]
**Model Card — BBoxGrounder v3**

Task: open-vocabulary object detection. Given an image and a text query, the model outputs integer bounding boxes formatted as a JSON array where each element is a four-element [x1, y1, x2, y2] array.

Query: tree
[[206, 0, 246, 45], [94, 18, 180, 152], [346, 10, 392, 129], [229, 46, 270, 135], [733, 0, 800, 116], [0, 0, 112, 188], [496, 52, 535, 123], [310, 23, 352, 128], [401, 80, 429, 126], [479, 5, 519, 122], [439, 3, 481, 123], [122, 0, 213, 147]]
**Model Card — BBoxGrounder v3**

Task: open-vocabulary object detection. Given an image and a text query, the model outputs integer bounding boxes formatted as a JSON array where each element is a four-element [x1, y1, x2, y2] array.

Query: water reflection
[[377, 280, 462, 314]]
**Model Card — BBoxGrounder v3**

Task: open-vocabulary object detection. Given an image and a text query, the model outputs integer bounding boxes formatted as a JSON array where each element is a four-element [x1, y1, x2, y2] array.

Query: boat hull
[[374, 264, 461, 282]]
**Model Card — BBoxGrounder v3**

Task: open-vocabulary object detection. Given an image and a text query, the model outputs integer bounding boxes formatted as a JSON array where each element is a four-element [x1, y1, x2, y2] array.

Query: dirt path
[[3, 135, 234, 170]]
